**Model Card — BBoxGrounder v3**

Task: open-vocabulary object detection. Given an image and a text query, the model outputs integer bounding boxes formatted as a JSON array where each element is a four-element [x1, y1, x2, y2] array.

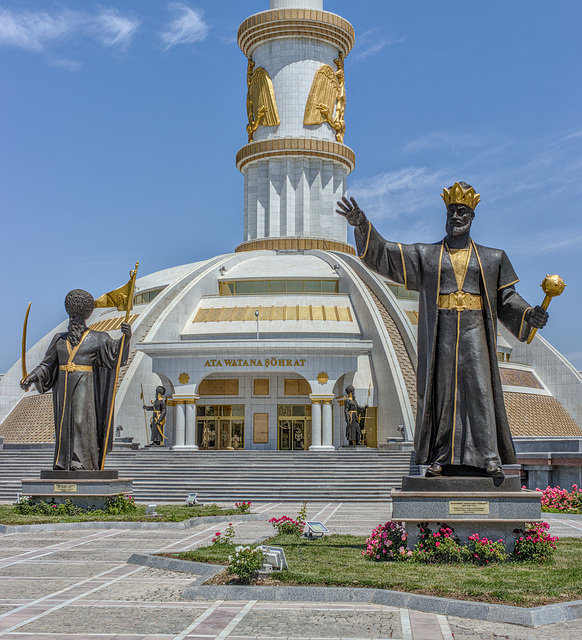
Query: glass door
[[277, 405, 312, 450]]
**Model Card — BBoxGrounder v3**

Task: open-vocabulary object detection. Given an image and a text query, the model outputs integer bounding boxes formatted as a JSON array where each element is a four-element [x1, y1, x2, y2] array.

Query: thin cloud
[[354, 29, 406, 61], [0, 8, 77, 52], [403, 131, 488, 154], [48, 56, 82, 71], [350, 166, 448, 221], [0, 7, 140, 66], [91, 10, 140, 49], [160, 3, 209, 50]]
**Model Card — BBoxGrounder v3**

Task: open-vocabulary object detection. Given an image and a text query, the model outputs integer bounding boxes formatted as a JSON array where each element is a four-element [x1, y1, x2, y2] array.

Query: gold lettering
[[237, 359, 243, 366], [216, 360, 222, 366], [294, 359, 300, 366], [243, 360, 249, 366], [205, 360, 211, 367], [286, 359, 292, 366], [250, 359, 257, 366], [278, 359, 285, 366], [224, 359, 233, 366], [300, 359, 306, 366], [257, 359, 263, 366]]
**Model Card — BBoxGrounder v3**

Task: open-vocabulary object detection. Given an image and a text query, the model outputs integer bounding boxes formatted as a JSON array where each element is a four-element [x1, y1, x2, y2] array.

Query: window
[[385, 283, 419, 301], [253, 413, 269, 443], [133, 287, 166, 305], [284, 379, 312, 396], [198, 379, 239, 396], [219, 280, 339, 296], [253, 379, 270, 396]]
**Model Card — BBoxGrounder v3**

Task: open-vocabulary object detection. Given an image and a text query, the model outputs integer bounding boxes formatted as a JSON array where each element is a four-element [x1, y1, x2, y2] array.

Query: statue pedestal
[[392, 476, 541, 552], [21, 470, 134, 510]]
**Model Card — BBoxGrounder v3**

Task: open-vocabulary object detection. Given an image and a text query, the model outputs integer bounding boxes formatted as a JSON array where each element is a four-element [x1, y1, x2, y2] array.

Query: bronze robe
[[355, 223, 533, 468], [32, 330, 129, 470]]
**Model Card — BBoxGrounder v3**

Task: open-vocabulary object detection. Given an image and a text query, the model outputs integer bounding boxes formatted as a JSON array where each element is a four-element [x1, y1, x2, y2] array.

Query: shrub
[[14, 497, 85, 516], [514, 522, 559, 562], [412, 523, 466, 563], [269, 515, 304, 535], [212, 522, 235, 545], [466, 533, 508, 565], [297, 501, 307, 524], [104, 493, 137, 514], [235, 501, 251, 514], [227, 545, 265, 583], [537, 485, 582, 513], [362, 521, 411, 561]]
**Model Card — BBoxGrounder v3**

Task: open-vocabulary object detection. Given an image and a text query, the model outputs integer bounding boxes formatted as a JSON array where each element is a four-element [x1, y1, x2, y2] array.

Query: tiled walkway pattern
[[0, 502, 581, 640]]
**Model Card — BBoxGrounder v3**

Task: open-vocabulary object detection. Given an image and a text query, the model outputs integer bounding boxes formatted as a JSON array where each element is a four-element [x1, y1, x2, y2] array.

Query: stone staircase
[[0, 449, 419, 503]]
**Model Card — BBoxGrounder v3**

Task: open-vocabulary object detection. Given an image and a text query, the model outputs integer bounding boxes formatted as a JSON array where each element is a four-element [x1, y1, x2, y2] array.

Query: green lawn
[[174, 533, 582, 607], [0, 503, 241, 525]]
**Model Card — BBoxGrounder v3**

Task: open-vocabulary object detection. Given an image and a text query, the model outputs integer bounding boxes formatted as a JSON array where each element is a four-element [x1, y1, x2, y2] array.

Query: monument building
[[1, 0, 581, 458]]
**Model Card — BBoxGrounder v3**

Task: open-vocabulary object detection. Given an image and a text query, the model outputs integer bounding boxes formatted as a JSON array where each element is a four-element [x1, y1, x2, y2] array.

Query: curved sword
[[21, 302, 32, 390]]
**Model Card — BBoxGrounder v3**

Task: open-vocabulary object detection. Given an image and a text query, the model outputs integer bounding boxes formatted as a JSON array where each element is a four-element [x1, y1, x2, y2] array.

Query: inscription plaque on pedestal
[[54, 483, 77, 493], [449, 500, 490, 515]]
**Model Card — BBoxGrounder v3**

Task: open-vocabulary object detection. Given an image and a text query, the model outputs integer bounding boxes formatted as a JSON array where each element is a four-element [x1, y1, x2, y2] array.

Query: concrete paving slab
[[233, 607, 402, 638], [0, 579, 78, 599], [17, 605, 206, 635]]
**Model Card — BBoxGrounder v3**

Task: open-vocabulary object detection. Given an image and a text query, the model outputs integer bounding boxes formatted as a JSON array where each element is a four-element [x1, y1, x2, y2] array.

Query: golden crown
[[441, 182, 481, 210]]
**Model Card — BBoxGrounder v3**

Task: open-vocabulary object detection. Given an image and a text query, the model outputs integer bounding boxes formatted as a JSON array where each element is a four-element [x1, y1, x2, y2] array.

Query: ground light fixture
[[303, 521, 329, 540], [258, 545, 288, 572], [185, 493, 199, 505], [145, 504, 158, 516]]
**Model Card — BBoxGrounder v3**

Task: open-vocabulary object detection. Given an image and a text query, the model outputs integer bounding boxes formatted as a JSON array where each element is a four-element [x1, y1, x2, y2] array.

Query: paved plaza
[[0, 502, 581, 640]]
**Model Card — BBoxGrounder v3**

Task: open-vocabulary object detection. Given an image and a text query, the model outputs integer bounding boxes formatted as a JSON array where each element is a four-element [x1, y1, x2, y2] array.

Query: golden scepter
[[20, 302, 32, 391], [527, 274, 566, 344]]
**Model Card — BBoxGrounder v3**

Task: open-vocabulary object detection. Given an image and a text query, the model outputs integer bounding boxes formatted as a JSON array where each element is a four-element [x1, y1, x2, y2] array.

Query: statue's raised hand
[[336, 196, 367, 228]]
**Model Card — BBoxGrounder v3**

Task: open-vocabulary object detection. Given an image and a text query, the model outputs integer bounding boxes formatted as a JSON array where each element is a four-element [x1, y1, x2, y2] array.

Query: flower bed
[[363, 521, 558, 565], [537, 484, 582, 513]]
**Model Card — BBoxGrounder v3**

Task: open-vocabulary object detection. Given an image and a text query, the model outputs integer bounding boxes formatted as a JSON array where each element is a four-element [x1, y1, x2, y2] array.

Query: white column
[[309, 399, 322, 450], [322, 399, 334, 449], [173, 397, 199, 451], [172, 401, 185, 450], [185, 402, 199, 450]]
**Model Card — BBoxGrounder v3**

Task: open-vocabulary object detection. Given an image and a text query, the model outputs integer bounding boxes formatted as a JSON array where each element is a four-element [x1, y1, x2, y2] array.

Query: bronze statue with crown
[[337, 183, 551, 481]]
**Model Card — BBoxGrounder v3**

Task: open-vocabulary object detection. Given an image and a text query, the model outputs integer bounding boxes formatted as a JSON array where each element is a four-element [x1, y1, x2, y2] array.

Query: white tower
[[236, 0, 356, 255]]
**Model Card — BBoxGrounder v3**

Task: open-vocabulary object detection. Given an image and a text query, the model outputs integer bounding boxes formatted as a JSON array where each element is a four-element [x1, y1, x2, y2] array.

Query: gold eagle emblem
[[304, 53, 346, 143], [246, 59, 280, 142]]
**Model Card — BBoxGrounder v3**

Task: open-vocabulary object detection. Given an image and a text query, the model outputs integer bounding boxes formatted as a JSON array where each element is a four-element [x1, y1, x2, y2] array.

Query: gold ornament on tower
[[246, 59, 280, 142], [304, 53, 346, 143]]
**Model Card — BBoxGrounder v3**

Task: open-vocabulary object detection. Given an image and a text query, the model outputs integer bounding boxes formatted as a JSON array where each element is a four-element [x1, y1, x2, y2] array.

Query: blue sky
[[1, 0, 581, 372]]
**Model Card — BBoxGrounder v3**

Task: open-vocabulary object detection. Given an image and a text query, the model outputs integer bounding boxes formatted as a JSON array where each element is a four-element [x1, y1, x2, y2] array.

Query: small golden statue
[[246, 59, 280, 142], [304, 53, 346, 142]]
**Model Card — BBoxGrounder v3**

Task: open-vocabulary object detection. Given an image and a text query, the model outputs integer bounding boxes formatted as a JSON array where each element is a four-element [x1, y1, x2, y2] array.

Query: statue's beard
[[446, 220, 472, 237], [67, 315, 88, 347]]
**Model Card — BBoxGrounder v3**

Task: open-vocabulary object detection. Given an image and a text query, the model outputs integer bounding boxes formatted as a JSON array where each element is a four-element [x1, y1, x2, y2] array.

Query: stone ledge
[[0, 512, 269, 534], [180, 583, 582, 628]]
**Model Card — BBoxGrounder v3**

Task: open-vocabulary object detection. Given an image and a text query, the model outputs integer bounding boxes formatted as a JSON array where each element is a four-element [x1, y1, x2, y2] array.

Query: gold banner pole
[[20, 302, 32, 391], [100, 261, 139, 470], [526, 274, 566, 345]]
